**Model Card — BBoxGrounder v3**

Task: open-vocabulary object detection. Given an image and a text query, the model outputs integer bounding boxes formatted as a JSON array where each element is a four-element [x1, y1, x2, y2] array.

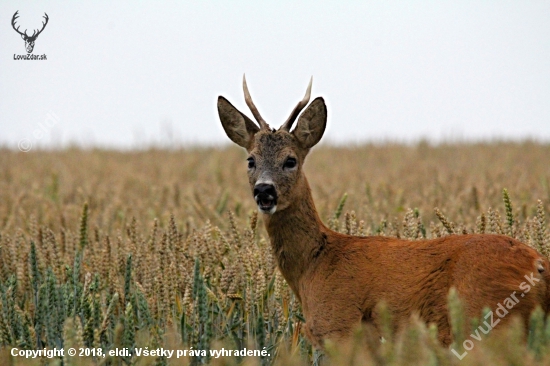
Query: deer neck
[[263, 176, 327, 298]]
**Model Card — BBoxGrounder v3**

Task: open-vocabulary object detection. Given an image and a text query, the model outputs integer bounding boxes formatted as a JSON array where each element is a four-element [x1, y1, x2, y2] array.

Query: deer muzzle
[[253, 183, 278, 214]]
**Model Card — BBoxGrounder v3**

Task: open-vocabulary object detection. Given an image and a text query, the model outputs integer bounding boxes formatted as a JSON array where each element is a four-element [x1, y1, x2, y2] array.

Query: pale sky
[[1, 1, 549, 149]]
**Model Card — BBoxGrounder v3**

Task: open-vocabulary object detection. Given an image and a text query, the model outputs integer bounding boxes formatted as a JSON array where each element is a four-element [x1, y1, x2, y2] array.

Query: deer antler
[[31, 13, 49, 39], [280, 77, 313, 132], [11, 11, 49, 40], [11, 11, 26, 37], [243, 75, 271, 130]]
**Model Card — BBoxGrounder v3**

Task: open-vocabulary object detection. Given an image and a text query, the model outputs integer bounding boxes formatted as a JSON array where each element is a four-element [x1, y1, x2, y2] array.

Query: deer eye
[[247, 157, 255, 170], [283, 157, 297, 170]]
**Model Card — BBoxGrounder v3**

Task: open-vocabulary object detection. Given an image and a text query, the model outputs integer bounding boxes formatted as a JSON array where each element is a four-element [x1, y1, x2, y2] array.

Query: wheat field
[[1, 141, 550, 365]]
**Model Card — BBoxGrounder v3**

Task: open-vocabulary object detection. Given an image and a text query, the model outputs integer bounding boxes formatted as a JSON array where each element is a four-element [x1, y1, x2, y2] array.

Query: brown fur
[[217, 81, 550, 348]]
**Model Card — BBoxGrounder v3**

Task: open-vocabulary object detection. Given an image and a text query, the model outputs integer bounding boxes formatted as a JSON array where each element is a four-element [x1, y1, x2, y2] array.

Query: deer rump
[[303, 233, 550, 346]]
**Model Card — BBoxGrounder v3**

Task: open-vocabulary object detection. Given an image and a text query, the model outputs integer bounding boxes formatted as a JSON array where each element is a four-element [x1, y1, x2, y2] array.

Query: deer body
[[218, 76, 550, 348]]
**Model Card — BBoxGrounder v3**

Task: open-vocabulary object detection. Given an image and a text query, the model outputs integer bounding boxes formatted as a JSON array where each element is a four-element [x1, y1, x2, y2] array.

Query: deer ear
[[292, 97, 327, 148], [218, 96, 260, 149]]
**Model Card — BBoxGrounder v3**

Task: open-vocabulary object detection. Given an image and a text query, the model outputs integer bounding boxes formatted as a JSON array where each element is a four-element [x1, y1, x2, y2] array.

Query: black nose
[[254, 183, 277, 199]]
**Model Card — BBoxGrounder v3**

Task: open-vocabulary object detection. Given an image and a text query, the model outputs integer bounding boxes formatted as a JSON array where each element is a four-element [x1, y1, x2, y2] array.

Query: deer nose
[[254, 183, 277, 199]]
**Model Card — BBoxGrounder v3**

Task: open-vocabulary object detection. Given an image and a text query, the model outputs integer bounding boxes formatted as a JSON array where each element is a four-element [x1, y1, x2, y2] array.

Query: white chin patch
[[258, 205, 277, 215]]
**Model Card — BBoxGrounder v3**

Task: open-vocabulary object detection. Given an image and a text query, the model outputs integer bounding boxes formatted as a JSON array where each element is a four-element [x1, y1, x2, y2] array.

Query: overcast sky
[[1, 1, 549, 149]]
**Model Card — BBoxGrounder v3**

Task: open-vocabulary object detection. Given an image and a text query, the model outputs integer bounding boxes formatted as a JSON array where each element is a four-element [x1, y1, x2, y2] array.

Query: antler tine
[[280, 76, 313, 132], [243, 75, 270, 130]]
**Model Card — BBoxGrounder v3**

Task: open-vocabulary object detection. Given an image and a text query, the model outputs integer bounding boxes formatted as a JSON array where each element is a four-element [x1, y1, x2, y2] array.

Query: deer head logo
[[11, 11, 49, 54]]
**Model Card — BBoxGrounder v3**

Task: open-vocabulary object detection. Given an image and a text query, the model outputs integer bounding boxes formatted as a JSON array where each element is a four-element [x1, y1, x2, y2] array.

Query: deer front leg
[[303, 304, 364, 349], [304, 305, 375, 366]]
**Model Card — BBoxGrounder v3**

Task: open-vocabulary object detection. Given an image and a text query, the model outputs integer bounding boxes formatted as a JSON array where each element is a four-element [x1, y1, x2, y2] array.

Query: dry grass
[[0, 141, 550, 365]]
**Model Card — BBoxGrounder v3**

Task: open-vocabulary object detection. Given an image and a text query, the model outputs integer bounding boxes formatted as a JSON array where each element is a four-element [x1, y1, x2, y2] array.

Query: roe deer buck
[[217, 76, 550, 348]]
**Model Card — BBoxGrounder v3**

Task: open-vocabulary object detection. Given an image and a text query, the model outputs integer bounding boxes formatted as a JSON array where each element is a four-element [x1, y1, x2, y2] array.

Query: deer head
[[218, 76, 327, 214], [12, 11, 49, 54]]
